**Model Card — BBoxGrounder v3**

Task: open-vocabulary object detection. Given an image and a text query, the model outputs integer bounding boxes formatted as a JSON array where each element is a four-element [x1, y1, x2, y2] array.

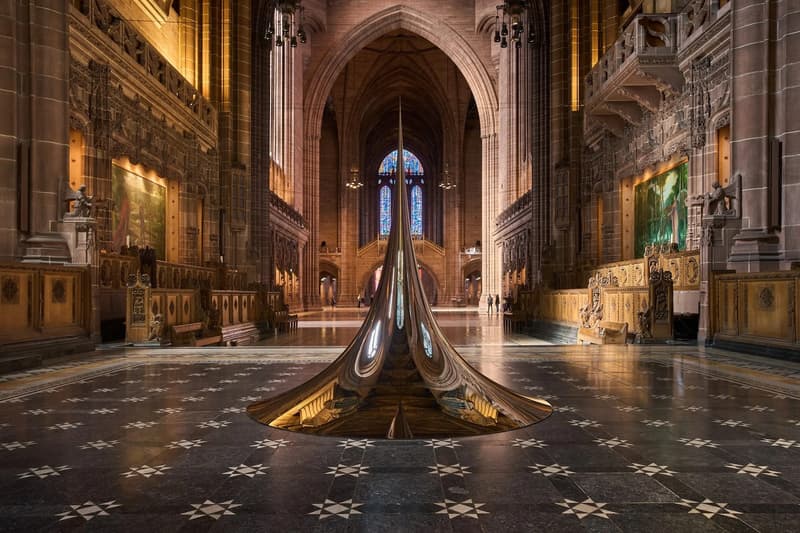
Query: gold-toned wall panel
[[712, 271, 800, 351], [42, 275, 77, 329], [586, 251, 699, 291], [717, 280, 738, 335], [740, 281, 793, 342], [0, 265, 90, 344]]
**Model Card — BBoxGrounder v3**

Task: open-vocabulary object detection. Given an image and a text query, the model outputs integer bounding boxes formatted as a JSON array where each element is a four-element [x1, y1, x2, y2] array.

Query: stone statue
[[148, 313, 163, 342], [68, 185, 93, 218], [692, 174, 738, 217], [637, 305, 652, 340], [579, 301, 603, 329]]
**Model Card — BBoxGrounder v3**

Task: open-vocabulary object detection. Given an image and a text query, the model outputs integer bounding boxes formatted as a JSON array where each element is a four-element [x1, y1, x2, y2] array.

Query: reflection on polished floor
[[1, 310, 800, 531]]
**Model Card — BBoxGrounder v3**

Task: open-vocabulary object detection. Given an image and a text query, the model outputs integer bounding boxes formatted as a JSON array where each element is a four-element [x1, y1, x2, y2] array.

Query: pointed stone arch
[[301, 4, 502, 309], [303, 5, 498, 139]]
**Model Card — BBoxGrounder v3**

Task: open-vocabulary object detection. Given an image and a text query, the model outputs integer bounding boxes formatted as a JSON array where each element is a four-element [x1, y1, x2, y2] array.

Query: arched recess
[[319, 259, 340, 306], [302, 4, 500, 308], [358, 258, 441, 306]]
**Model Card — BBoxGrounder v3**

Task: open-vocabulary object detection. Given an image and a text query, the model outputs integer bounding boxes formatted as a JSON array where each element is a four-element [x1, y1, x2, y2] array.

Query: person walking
[[487, 294, 493, 315], [495, 294, 500, 314]]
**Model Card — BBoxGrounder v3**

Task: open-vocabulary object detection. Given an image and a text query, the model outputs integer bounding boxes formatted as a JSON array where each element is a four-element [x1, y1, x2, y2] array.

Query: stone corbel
[[616, 86, 661, 114], [604, 101, 645, 125]]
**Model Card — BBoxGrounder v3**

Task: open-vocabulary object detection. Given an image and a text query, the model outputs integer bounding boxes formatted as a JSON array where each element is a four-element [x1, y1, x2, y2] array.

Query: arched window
[[411, 185, 422, 235], [379, 185, 391, 236], [378, 149, 424, 175]]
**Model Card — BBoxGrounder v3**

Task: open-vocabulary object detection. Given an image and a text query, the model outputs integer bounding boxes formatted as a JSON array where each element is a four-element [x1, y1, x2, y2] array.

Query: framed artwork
[[111, 164, 167, 258], [634, 162, 688, 257]]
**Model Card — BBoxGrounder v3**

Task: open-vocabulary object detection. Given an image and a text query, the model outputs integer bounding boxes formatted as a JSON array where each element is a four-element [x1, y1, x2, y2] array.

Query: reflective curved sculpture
[[248, 103, 552, 438]]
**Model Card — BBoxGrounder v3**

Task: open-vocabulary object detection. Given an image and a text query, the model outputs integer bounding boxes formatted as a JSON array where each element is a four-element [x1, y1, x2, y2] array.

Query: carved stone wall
[[579, 1, 731, 275]]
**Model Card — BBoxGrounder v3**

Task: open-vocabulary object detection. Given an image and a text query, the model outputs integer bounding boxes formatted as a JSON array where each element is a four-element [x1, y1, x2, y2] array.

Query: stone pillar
[[8, 1, 72, 263], [338, 164, 360, 308], [776, 0, 800, 263], [481, 132, 501, 298], [727, 0, 781, 270], [251, 4, 272, 287], [303, 133, 321, 310]]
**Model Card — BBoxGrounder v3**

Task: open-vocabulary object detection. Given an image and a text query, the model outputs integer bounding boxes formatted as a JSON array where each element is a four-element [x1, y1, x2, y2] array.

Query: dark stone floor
[[0, 311, 799, 532]]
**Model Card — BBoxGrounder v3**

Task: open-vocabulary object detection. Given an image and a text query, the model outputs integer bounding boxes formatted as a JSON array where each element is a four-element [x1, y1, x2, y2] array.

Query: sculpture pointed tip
[[387, 400, 413, 440]]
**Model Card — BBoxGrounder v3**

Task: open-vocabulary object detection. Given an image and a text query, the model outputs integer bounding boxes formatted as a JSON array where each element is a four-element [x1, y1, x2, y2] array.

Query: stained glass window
[[378, 150, 424, 175], [379, 185, 391, 236], [411, 185, 422, 235]]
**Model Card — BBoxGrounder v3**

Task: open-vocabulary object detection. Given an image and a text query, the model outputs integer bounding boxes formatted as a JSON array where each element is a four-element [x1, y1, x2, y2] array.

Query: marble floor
[[1, 309, 800, 532]]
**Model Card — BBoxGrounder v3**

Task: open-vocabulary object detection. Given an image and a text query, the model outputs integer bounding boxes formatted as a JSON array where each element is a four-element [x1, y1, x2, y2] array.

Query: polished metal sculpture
[[248, 103, 552, 438]]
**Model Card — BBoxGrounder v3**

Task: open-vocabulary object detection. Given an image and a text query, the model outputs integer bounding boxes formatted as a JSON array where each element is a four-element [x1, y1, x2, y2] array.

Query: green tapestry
[[634, 163, 688, 258], [111, 165, 166, 258]]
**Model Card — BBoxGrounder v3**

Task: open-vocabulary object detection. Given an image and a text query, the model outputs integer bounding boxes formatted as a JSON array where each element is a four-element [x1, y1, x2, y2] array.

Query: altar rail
[[98, 253, 244, 290], [540, 289, 588, 326], [712, 270, 800, 355], [0, 264, 91, 346], [126, 279, 284, 345], [585, 250, 699, 291]]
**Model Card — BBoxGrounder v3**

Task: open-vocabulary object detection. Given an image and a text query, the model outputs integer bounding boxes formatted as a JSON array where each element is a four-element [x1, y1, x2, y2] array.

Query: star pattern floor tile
[[0, 311, 799, 530]]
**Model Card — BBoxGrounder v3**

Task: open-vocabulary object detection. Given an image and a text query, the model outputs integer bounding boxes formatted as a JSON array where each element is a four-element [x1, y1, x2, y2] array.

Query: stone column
[[11, 1, 72, 263], [727, 0, 781, 270], [776, 0, 800, 262], [250, 4, 272, 287], [302, 133, 321, 310], [481, 132, 501, 298]]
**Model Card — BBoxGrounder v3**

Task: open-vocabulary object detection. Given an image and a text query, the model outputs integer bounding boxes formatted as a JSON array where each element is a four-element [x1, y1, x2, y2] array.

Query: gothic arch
[[304, 4, 498, 139]]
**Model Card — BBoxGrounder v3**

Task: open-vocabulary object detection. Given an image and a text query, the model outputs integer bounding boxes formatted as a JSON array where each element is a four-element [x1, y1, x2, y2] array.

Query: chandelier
[[345, 166, 363, 189], [263, 0, 306, 48], [439, 162, 456, 190], [494, 1, 535, 49]]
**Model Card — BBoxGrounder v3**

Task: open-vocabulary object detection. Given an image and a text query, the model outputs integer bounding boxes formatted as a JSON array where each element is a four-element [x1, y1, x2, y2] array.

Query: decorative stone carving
[[1, 276, 20, 304], [637, 301, 652, 340], [758, 287, 774, 310], [66, 185, 94, 218], [684, 0, 709, 40], [691, 173, 739, 217]]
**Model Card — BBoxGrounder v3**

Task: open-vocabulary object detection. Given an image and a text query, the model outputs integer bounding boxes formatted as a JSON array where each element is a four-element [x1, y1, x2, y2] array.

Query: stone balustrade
[[270, 193, 307, 230], [70, 0, 216, 132], [584, 13, 682, 136]]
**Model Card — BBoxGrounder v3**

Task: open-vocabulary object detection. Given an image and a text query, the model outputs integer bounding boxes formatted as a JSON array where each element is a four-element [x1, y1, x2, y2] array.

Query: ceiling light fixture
[[494, 1, 535, 49], [346, 166, 363, 189], [262, 0, 306, 48], [439, 162, 456, 190]]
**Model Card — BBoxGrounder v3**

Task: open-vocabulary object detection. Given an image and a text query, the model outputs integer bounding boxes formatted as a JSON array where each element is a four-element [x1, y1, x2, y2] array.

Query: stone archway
[[302, 4, 501, 308], [359, 258, 441, 307]]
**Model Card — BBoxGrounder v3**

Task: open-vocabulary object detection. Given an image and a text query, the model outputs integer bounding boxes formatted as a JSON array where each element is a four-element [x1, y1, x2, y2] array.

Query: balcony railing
[[71, 0, 217, 132], [584, 13, 683, 136], [270, 193, 307, 230]]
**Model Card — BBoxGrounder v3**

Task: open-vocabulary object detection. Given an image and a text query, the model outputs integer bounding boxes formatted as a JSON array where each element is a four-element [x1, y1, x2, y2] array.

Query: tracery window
[[379, 185, 392, 236], [378, 150, 424, 238], [410, 185, 422, 235], [378, 149, 424, 175]]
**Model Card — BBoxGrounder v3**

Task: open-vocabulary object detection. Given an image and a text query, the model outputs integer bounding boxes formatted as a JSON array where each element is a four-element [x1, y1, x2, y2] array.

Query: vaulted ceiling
[[327, 30, 472, 179]]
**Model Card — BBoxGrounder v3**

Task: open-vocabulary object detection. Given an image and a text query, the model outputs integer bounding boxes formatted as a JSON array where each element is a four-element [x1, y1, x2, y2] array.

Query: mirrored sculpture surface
[[248, 103, 552, 438]]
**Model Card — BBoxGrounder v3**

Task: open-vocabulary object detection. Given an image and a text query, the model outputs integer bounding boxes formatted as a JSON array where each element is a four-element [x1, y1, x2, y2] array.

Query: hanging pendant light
[[345, 166, 363, 189], [494, 1, 533, 49], [261, 0, 306, 48]]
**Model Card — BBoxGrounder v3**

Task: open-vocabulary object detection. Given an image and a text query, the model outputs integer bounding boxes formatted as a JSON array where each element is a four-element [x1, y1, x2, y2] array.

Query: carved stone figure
[[579, 300, 603, 329], [637, 305, 652, 340], [692, 174, 738, 217], [67, 185, 93, 218], [148, 313, 163, 341]]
